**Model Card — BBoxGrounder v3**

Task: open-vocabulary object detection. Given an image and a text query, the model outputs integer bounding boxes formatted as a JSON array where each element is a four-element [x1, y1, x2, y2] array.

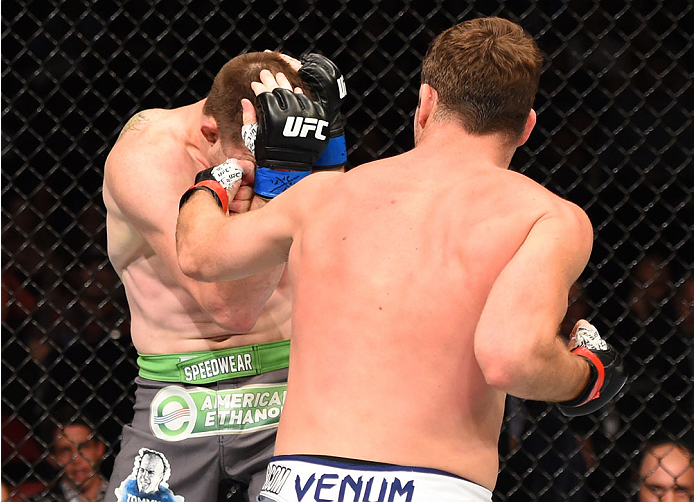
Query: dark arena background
[[2, 1, 692, 501]]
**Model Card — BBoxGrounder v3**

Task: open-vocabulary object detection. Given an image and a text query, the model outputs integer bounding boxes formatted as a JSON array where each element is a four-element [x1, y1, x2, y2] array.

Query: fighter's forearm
[[483, 336, 592, 402], [481, 321, 626, 417], [177, 189, 287, 331], [177, 190, 233, 281]]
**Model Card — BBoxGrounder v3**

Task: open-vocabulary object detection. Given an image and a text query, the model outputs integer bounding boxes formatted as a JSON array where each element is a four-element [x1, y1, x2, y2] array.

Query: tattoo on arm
[[117, 112, 150, 140]]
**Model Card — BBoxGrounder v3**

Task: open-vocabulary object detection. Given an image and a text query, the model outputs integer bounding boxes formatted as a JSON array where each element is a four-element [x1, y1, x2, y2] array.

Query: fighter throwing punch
[[177, 17, 626, 501], [103, 51, 346, 502]]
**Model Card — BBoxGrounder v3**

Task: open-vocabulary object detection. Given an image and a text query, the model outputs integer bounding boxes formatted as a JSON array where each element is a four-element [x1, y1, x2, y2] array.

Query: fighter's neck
[[178, 100, 223, 167], [415, 123, 516, 169]]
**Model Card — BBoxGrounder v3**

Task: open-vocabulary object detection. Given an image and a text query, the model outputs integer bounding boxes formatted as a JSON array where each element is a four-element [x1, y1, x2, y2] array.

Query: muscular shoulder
[[513, 172, 594, 266], [541, 193, 593, 257], [273, 169, 344, 218], [524, 174, 592, 240], [502, 169, 590, 222], [483, 169, 593, 260], [104, 109, 194, 231], [108, 108, 183, 166], [116, 108, 168, 140], [105, 110, 188, 184]]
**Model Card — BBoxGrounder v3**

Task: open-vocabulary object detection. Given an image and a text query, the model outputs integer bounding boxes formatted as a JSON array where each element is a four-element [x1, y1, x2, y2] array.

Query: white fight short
[[257, 455, 493, 502]]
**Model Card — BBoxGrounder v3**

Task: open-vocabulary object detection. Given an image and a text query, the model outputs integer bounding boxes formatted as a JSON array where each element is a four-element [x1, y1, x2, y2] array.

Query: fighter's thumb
[[241, 98, 256, 126]]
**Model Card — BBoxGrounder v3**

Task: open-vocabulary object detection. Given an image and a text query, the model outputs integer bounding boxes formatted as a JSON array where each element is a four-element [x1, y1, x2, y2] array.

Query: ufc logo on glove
[[336, 75, 347, 99], [283, 116, 329, 141], [250, 87, 330, 199]]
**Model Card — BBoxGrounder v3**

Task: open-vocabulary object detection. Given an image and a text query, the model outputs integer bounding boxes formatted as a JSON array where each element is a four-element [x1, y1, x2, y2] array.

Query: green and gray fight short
[[104, 339, 290, 502]]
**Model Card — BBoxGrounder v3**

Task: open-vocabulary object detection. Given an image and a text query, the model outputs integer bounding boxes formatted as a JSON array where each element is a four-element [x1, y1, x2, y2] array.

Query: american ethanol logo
[[150, 386, 197, 440], [150, 384, 286, 441]]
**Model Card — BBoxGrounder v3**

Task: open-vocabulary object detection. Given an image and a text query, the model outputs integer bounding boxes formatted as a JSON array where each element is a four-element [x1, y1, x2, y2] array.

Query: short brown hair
[[421, 17, 542, 141], [203, 52, 306, 148]]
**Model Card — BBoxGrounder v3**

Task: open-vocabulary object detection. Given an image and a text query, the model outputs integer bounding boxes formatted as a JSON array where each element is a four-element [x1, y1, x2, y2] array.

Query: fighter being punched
[[103, 51, 346, 502]]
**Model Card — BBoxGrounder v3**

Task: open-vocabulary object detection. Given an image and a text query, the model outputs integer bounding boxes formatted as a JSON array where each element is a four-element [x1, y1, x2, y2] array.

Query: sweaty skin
[[176, 81, 594, 490], [104, 102, 291, 354]]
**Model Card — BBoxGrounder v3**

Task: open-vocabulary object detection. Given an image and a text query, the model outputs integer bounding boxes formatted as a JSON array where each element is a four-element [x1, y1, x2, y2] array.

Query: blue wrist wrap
[[313, 135, 347, 168], [254, 167, 311, 198]]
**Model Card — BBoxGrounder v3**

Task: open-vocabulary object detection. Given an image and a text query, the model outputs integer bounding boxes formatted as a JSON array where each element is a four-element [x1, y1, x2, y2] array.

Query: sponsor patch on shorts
[[258, 456, 494, 502], [114, 448, 184, 502], [149, 383, 287, 441]]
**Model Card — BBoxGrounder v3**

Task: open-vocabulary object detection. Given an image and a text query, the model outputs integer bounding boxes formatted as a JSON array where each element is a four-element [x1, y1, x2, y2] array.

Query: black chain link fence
[[2, 1, 692, 501]]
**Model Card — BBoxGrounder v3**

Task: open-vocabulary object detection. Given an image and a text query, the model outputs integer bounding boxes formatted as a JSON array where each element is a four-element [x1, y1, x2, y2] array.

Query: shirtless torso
[[275, 130, 592, 490], [176, 122, 594, 491], [102, 51, 319, 502], [103, 103, 290, 354]]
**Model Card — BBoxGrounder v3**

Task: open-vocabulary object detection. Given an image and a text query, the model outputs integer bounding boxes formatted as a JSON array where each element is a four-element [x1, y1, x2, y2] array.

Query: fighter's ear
[[416, 83, 437, 129], [201, 114, 219, 145], [517, 109, 536, 146]]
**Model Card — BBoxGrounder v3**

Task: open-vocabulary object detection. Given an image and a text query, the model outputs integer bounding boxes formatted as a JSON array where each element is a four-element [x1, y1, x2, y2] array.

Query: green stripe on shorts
[[138, 339, 290, 384]]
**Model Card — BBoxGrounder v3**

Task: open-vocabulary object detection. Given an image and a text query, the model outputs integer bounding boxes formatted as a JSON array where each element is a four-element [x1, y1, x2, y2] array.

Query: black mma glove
[[557, 323, 627, 417], [298, 53, 347, 169], [179, 159, 244, 213], [252, 88, 330, 198]]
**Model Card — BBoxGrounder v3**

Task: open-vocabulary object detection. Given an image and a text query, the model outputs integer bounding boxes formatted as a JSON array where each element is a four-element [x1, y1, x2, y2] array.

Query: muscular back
[[276, 145, 590, 489]]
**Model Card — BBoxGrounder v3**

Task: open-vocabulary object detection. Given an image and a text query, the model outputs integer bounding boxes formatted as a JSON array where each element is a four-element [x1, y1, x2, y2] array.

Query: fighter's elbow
[[477, 346, 530, 391], [177, 241, 210, 282]]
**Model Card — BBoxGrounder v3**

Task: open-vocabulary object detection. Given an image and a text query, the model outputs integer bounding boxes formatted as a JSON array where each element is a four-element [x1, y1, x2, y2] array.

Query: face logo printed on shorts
[[150, 384, 287, 441], [150, 386, 197, 441], [114, 448, 184, 502], [260, 463, 292, 495]]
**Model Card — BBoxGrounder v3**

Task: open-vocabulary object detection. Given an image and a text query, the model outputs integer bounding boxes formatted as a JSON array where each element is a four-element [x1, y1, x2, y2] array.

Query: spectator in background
[[39, 250, 137, 444], [604, 254, 694, 501], [636, 438, 694, 502], [673, 276, 694, 417], [497, 283, 593, 501], [616, 252, 691, 445], [628, 253, 673, 325], [2, 481, 10, 502], [33, 406, 108, 502], [675, 277, 694, 338]]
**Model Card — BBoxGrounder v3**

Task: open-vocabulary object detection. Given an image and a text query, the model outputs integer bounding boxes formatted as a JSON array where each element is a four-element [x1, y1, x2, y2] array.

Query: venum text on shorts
[[296, 474, 415, 502], [261, 464, 292, 495]]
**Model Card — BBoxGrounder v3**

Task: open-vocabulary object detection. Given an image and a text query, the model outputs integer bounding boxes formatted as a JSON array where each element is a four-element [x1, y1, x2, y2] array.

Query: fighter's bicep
[[512, 213, 590, 312], [475, 206, 593, 353]]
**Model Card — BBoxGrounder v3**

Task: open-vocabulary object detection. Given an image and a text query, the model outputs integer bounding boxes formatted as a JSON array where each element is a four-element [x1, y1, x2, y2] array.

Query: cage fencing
[[2, 1, 693, 501]]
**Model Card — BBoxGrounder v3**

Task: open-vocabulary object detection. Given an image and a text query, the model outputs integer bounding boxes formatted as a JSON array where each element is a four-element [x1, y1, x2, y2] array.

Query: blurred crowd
[[2, 1, 692, 501]]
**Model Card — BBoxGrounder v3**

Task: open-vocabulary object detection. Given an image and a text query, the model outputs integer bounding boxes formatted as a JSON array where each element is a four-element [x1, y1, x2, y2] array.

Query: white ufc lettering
[[337, 76, 347, 99], [283, 116, 328, 140]]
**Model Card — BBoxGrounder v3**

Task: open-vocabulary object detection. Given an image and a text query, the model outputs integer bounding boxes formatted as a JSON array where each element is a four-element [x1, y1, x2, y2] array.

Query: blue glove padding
[[314, 135, 347, 168], [254, 167, 311, 199], [299, 53, 348, 169]]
